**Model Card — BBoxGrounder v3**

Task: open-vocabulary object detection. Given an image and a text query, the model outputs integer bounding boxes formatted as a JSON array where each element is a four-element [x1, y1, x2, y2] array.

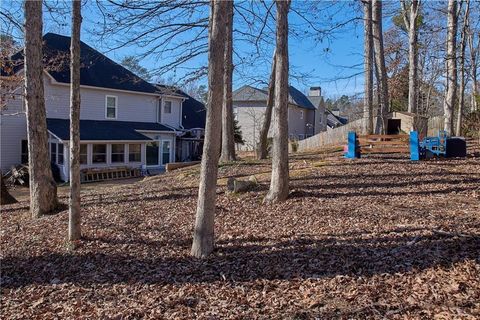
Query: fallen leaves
[[1, 149, 479, 319]]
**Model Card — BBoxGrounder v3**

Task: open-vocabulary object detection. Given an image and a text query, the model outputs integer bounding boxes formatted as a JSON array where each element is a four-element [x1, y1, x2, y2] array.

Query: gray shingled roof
[[287, 86, 315, 110], [180, 93, 206, 129], [47, 118, 173, 141], [326, 110, 348, 128], [232, 85, 316, 110], [5, 33, 158, 94]]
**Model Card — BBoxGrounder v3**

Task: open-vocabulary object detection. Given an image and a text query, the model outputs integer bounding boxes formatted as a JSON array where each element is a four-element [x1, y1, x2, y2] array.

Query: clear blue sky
[[2, 0, 396, 98]]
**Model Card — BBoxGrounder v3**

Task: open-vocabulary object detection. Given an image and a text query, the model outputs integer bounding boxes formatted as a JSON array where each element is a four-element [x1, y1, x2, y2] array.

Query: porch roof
[[46, 118, 174, 141]]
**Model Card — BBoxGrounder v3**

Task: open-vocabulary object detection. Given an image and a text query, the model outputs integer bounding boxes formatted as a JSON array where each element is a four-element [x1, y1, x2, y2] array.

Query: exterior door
[[161, 140, 172, 165], [146, 141, 159, 166]]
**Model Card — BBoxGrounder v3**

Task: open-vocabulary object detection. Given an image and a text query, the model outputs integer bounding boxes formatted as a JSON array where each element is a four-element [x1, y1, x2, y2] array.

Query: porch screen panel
[[57, 144, 64, 164], [50, 143, 57, 163], [80, 144, 88, 164], [111, 144, 125, 163], [129, 144, 141, 162], [92, 144, 107, 163]]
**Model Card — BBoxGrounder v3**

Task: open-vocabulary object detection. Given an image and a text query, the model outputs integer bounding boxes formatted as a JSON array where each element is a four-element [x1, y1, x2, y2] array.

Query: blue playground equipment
[[419, 130, 448, 158], [345, 130, 454, 161]]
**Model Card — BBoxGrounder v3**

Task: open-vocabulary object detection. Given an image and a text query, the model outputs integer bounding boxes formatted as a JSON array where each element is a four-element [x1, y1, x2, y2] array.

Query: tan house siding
[[234, 101, 267, 151], [234, 101, 315, 151]]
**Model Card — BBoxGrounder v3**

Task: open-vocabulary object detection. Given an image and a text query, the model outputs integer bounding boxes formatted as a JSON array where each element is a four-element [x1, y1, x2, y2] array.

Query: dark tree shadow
[[290, 170, 476, 184], [80, 192, 195, 207], [291, 176, 480, 192], [312, 157, 476, 168], [290, 185, 478, 199], [2, 229, 478, 288]]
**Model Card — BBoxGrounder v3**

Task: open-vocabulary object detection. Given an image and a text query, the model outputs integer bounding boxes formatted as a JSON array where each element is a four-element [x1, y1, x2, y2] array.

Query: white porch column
[[63, 141, 70, 181], [141, 143, 146, 166]]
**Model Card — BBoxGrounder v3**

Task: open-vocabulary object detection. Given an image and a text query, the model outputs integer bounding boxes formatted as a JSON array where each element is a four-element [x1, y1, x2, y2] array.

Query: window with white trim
[[50, 143, 57, 163], [111, 144, 125, 163], [92, 144, 107, 163], [57, 143, 64, 165], [80, 144, 88, 164], [300, 110, 304, 119], [164, 100, 172, 114], [129, 144, 141, 162], [105, 95, 117, 119]]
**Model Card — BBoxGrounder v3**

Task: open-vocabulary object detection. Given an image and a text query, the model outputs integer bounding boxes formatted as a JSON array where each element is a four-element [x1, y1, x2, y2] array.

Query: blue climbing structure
[[345, 131, 359, 159], [419, 130, 448, 158], [409, 131, 420, 161], [345, 130, 454, 161]]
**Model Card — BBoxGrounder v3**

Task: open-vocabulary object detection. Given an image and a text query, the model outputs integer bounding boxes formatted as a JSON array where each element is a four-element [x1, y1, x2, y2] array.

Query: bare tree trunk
[[257, 51, 276, 159], [191, 0, 227, 258], [69, 0, 82, 241], [265, 0, 290, 204], [373, 56, 382, 134], [372, 0, 389, 134], [444, 0, 458, 134], [401, 0, 420, 119], [24, 0, 58, 218], [1, 173, 17, 205], [456, 0, 469, 136], [220, 0, 235, 162], [425, 85, 432, 115], [363, 0, 374, 134], [467, 11, 478, 112]]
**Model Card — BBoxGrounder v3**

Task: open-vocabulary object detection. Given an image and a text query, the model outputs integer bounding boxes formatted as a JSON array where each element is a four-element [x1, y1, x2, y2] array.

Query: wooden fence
[[297, 118, 365, 152], [299, 115, 447, 152]]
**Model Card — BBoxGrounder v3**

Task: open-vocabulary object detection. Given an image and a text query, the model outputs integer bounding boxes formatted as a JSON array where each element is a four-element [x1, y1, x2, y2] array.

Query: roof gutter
[[160, 123, 184, 137]]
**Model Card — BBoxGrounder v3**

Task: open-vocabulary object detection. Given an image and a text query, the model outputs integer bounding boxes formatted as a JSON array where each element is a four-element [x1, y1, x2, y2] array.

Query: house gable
[[232, 85, 316, 110], [7, 33, 158, 95]]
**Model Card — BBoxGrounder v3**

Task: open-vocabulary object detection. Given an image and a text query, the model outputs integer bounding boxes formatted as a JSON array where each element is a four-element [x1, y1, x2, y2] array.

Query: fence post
[[410, 131, 420, 161], [345, 131, 358, 159]]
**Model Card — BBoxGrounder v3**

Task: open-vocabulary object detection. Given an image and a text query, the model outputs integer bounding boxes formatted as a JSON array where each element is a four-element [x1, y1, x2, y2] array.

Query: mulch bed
[[1, 149, 479, 319]]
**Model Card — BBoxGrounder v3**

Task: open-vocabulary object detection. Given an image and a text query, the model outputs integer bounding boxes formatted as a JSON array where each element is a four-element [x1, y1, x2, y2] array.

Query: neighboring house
[[305, 86, 348, 132], [326, 110, 348, 130], [306, 86, 327, 134], [0, 33, 205, 181], [232, 85, 320, 151]]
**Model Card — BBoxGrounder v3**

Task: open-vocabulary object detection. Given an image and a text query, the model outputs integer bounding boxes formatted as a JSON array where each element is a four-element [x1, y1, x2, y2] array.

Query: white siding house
[[0, 33, 205, 181]]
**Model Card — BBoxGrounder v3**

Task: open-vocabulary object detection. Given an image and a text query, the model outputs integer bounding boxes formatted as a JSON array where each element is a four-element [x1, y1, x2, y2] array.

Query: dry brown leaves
[[1, 148, 479, 319]]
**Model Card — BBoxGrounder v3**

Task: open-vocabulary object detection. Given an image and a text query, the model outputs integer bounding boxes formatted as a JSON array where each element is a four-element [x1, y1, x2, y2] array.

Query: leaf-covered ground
[[1, 146, 480, 319]]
